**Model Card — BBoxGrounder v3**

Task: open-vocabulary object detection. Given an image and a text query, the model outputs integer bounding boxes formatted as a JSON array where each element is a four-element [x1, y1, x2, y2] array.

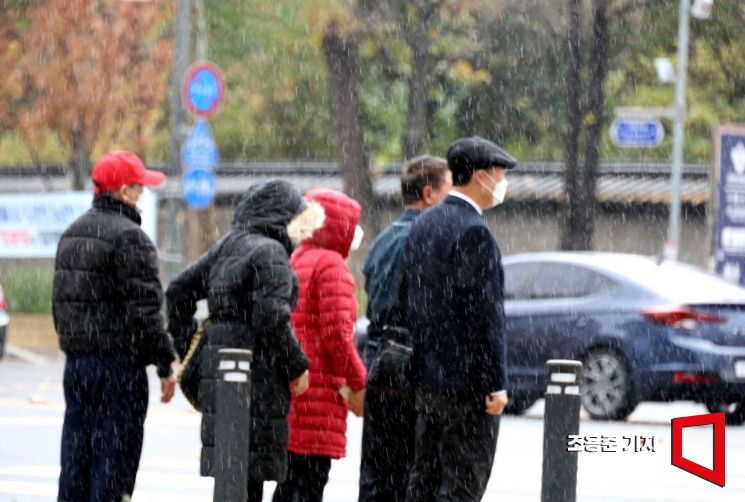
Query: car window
[[612, 259, 745, 303], [504, 263, 539, 300], [505, 262, 614, 300]]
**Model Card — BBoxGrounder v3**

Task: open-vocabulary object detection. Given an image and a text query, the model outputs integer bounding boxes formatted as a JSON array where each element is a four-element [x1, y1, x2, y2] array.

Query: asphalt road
[[1, 358, 743, 501]]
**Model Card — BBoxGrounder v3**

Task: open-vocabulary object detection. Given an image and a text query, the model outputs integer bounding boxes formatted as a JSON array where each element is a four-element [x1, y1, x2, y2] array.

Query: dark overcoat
[[404, 195, 507, 404]]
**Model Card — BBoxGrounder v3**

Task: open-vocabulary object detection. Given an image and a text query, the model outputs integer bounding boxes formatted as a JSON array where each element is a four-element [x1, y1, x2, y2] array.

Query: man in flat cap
[[54, 151, 176, 501], [403, 136, 515, 501]]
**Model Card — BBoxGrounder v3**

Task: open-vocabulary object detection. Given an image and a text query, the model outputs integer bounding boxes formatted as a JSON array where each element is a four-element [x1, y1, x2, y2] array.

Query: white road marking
[[0, 415, 200, 427], [0, 465, 213, 501]]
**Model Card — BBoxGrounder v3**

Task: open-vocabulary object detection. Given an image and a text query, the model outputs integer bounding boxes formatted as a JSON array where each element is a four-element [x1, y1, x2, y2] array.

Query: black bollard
[[541, 359, 582, 502], [213, 348, 253, 502]]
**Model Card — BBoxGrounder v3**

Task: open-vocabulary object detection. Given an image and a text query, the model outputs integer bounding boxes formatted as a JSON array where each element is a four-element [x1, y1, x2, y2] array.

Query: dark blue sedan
[[357, 252, 745, 424], [504, 252, 745, 423]]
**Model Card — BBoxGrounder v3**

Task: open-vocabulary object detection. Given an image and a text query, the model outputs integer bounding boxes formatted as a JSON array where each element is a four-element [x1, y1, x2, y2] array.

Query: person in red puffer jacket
[[273, 188, 368, 502]]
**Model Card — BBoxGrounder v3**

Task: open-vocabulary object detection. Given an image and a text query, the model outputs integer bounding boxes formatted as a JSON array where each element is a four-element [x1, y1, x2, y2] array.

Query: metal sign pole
[[665, 0, 691, 260]]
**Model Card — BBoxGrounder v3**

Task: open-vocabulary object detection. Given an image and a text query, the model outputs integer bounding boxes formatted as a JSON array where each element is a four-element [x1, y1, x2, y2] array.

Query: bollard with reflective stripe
[[541, 359, 582, 502], [213, 348, 253, 502]]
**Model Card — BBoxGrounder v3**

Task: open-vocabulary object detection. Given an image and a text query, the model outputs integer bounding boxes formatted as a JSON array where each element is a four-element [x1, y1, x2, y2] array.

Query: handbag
[[366, 337, 413, 393], [178, 320, 208, 412]]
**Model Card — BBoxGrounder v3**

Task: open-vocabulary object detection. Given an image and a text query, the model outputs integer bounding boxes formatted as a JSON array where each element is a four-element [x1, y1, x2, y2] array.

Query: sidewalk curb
[[5, 345, 49, 365]]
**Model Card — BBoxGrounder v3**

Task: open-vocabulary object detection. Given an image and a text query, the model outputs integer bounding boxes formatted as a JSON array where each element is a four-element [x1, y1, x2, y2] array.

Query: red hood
[[303, 189, 361, 258]]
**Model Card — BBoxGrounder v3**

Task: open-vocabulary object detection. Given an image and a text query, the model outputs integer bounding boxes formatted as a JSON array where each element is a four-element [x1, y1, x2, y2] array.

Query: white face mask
[[351, 224, 364, 251], [135, 187, 151, 213], [478, 172, 509, 208], [122, 185, 147, 213], [492, 178, 509, 207]]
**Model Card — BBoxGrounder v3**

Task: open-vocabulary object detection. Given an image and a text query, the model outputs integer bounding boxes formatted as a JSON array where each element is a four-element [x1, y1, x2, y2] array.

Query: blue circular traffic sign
[[183, 167, 217, 210], [182, 62, 225, 118]]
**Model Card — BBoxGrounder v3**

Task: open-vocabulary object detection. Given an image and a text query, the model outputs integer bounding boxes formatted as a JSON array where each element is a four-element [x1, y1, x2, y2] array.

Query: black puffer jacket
[[53, 195, 175, 377], [166, 180, 309, 482]]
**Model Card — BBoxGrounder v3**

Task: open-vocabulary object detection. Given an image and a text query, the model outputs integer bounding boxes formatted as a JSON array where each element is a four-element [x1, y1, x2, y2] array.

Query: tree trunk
[[186, 207, 220, 263], [403, 5, 430, 160], [578, 0, 610, 251], [322, 23, 378, 232], [70, 127, 90, 191], [560, 0, 584, 250]]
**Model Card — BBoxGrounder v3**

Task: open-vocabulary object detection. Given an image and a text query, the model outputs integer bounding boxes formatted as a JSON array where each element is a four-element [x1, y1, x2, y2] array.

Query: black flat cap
[[446, 136, 517, 183]]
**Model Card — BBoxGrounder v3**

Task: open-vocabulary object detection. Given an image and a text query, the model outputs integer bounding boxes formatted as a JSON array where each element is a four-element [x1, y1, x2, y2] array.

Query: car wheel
[[705, 400, 745, 425], [504, 394, 538, 415], [581, 348, 637, 421]]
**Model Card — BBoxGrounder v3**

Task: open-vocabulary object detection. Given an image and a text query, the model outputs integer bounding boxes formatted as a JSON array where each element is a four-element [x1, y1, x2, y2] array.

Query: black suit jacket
[[404, 194, 507, 403]]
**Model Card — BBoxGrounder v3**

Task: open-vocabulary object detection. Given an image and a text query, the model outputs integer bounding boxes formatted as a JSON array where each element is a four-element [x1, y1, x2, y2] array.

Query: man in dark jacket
[[53, 151, 176, 502], [358, 155, 451, 502], [166, 180, 311, 502], [403, 137, 515, 502]]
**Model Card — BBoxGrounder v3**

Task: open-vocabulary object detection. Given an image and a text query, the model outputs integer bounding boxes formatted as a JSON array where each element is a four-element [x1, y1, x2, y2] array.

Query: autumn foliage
[[1, 0, 172, 188]]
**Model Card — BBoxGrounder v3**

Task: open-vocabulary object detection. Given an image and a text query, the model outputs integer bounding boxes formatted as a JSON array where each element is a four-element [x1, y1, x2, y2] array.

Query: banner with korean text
[[0, 191, 157, 258]]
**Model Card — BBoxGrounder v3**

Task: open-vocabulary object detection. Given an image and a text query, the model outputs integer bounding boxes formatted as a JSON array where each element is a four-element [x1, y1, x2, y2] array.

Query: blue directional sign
[[182, 61, 225, 118], [183, 167, 216, 210], [610, 119, 665, 148], [181, 120, 219, 170]]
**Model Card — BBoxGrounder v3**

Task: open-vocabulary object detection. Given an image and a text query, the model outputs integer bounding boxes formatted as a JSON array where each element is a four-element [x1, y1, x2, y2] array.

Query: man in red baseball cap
[[54, 150, 174, 501], [91, 150, 166, 208]]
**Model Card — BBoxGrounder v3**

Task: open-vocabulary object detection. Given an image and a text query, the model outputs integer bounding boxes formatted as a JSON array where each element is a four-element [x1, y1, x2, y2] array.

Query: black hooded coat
[[166, 180, 309, 482]]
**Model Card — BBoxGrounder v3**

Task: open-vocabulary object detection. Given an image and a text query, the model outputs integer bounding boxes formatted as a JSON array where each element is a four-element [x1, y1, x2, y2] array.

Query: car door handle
[[576, 318, 589, 328]]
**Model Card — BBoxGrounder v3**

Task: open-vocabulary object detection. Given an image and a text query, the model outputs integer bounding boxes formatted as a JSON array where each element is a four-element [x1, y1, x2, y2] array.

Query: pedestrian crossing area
[[2, 391, 744, 501], [0, 460, 366, 501], [0, 419, 366, 502]]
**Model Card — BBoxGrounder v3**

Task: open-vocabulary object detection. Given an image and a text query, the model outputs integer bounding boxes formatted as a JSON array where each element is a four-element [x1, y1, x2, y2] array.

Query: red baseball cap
[[91, 151, 166, 194]]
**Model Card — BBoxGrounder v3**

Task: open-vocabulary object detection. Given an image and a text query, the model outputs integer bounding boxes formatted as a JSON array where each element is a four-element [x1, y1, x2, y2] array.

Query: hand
[[485, 392, 508, 416], [160, 375, 176, 403], [290, 370, 310, 396], [347, 388, 365, 417]]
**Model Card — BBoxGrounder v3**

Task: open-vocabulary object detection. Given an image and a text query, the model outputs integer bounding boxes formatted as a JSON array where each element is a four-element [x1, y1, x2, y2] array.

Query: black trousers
[[405, 394, 500, 502], [247, 480, 263, 502], [358, 385, 416, 502], [58, 355, 149, 502], [272, 453, 331, 502]]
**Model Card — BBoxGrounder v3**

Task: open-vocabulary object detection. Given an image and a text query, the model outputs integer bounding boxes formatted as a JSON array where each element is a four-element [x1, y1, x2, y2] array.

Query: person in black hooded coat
[[166, 180, 311, 501]]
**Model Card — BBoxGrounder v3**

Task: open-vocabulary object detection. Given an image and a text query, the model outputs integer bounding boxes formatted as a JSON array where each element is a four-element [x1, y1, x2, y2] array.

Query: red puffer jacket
[[287, 189, 367, 459]]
